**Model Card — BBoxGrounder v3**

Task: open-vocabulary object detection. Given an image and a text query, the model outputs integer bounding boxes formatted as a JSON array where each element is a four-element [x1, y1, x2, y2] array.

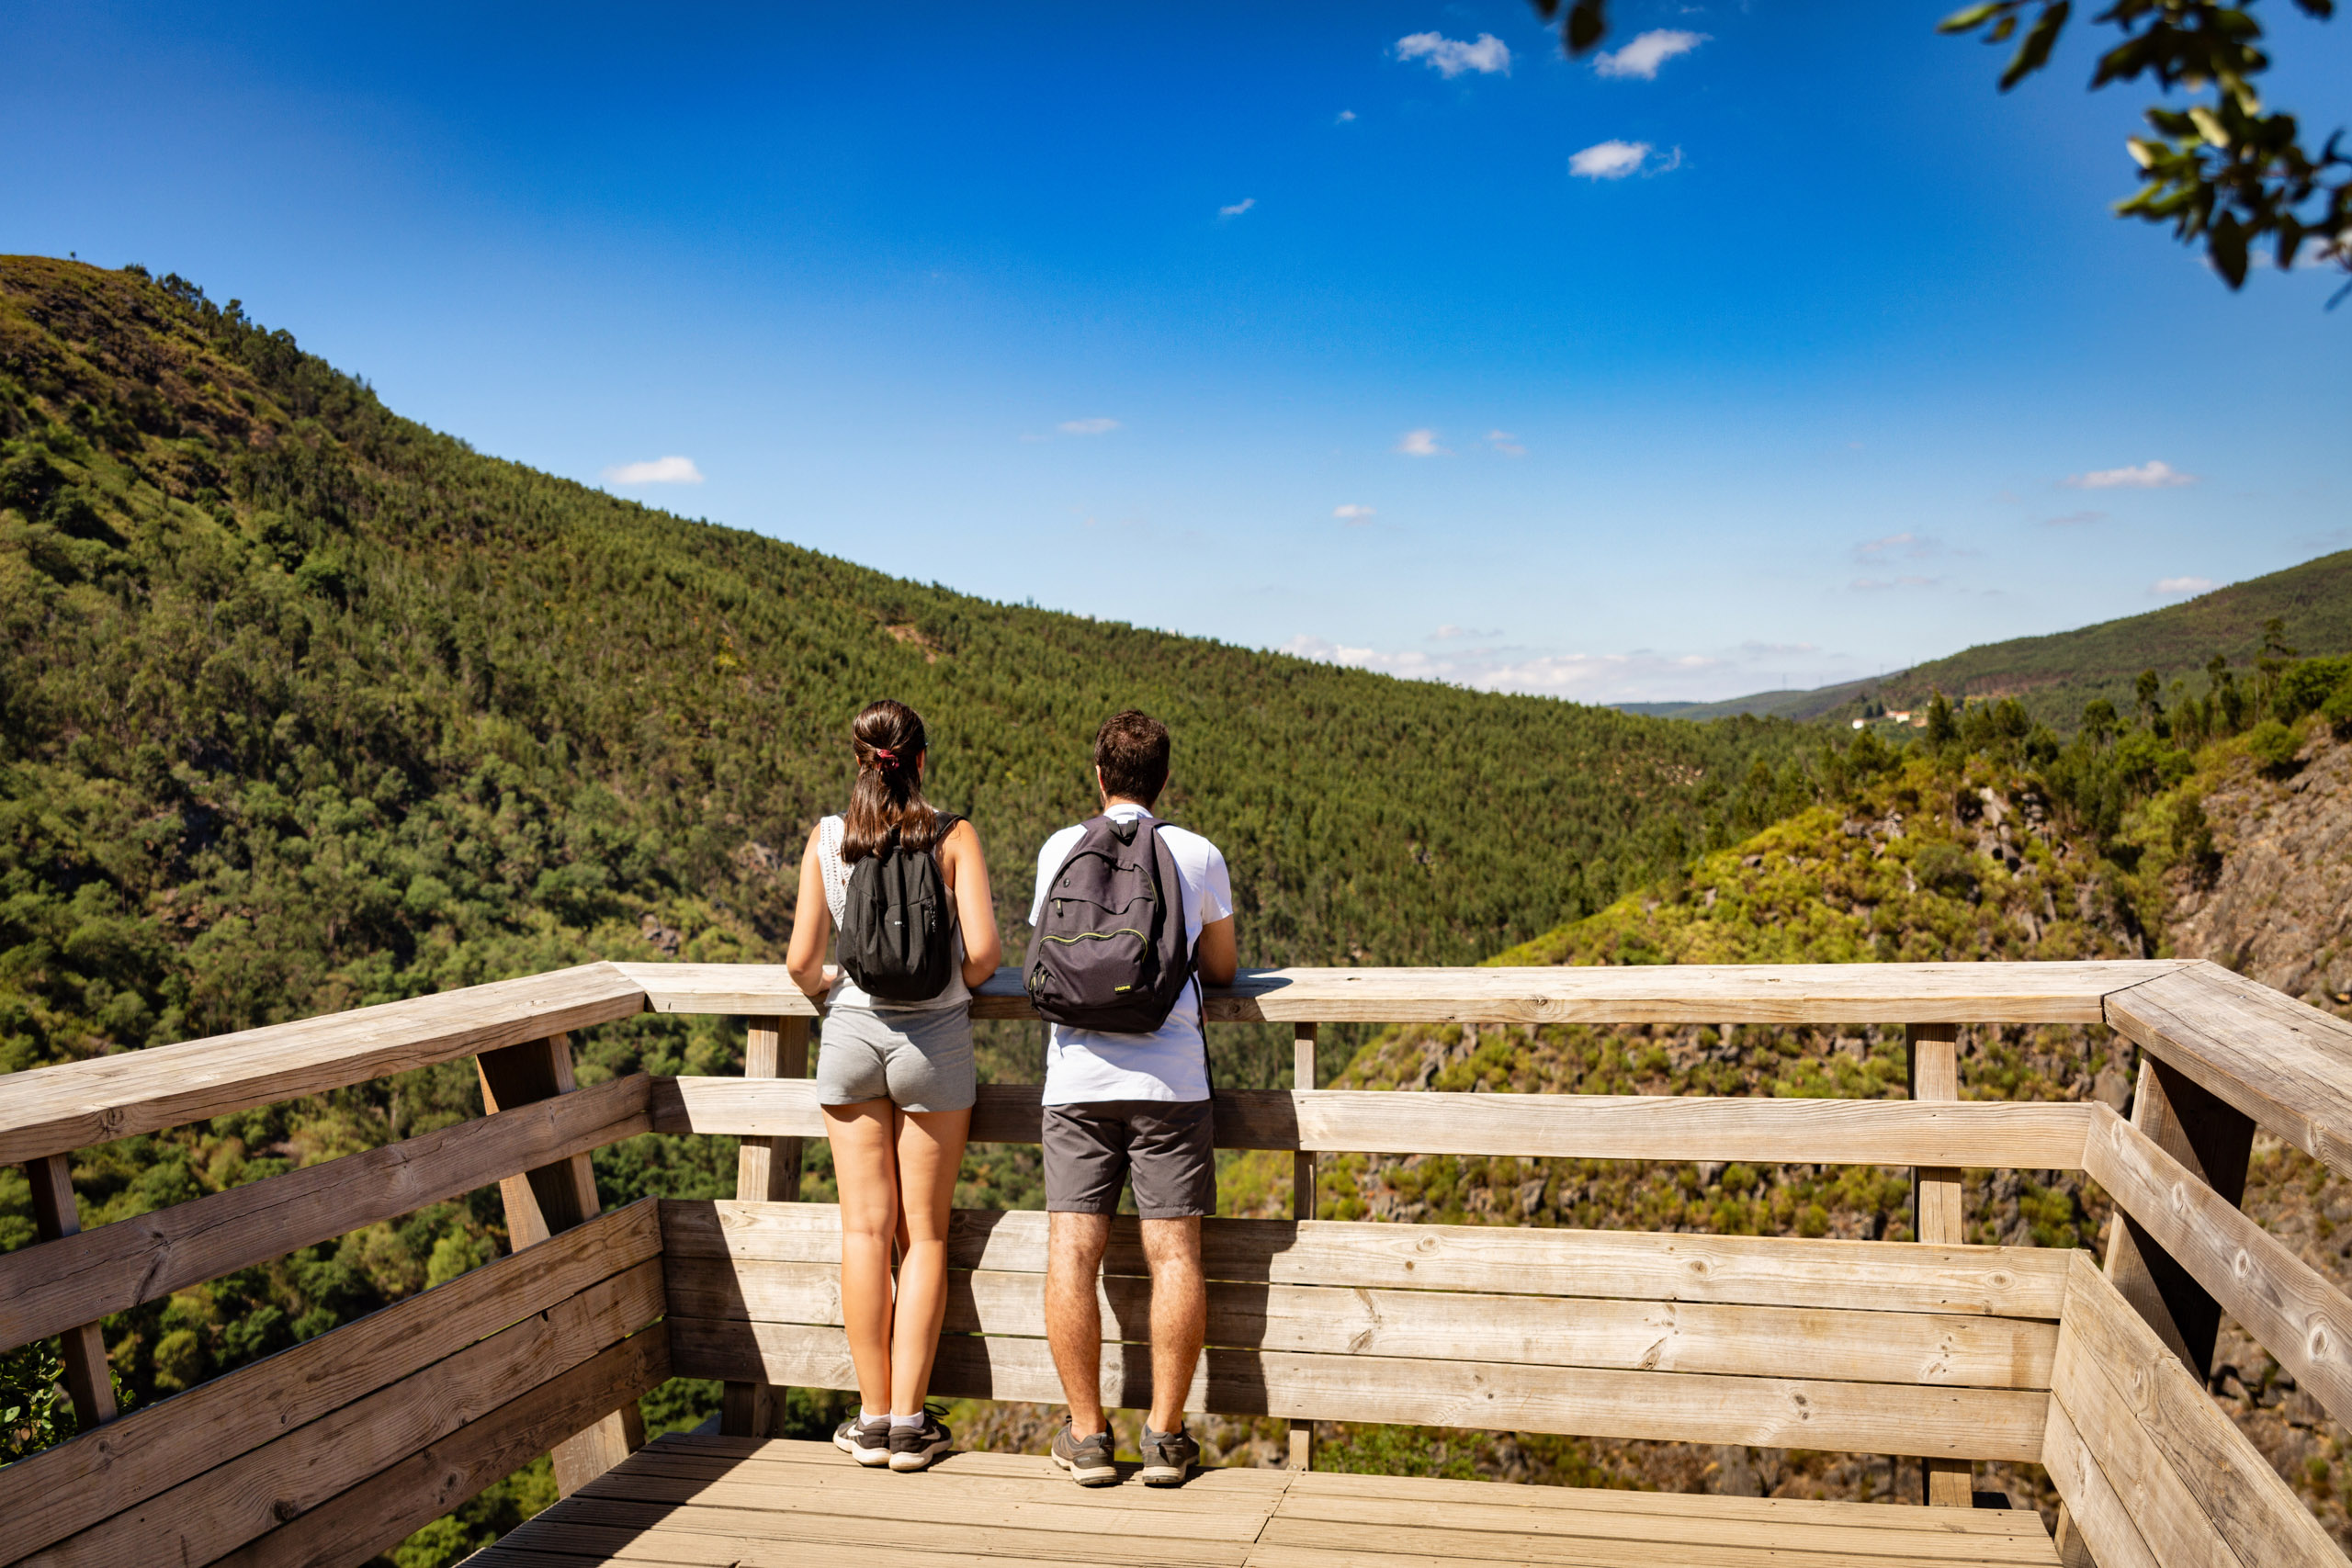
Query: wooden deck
[[470, 1435, 2063, 1568]]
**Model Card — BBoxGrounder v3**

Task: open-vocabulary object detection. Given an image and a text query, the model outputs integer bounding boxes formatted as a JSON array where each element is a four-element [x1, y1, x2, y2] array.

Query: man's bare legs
[[1046, 1212, 1206, 1437], [1140, 1216, 1204, 1434]]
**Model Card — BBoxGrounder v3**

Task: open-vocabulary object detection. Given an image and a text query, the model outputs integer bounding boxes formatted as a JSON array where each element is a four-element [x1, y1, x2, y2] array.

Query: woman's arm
[[785, 828, 833, 998], [944, 819, 1003, 988]]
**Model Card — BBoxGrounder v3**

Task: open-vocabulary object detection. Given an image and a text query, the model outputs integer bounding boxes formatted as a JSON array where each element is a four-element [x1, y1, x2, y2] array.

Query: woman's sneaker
[[1138, 1423, 1198, 1487], [1050, 1421, 1119, 1486], [833, 1413, 892, 1467], [888, 1410, 953, 1472]]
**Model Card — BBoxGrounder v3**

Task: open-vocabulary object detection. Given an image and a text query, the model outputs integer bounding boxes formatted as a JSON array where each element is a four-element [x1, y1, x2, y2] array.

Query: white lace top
[[818, 815, 970, 1012]]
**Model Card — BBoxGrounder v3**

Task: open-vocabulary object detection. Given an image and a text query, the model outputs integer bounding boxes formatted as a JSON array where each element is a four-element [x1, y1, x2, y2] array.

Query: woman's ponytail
[[840, 699, 942, 861]]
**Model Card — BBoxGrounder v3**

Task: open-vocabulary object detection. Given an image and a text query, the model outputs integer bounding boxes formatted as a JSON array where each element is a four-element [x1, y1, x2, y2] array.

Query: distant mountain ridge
[[1624, 552, 2352, 729]]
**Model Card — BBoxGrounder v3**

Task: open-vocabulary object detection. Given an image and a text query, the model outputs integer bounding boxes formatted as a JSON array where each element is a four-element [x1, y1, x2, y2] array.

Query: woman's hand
[[784, 829, 833, 998]]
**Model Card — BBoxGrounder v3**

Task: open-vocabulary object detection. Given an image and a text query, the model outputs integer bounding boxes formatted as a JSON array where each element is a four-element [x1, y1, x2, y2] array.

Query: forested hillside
[[0, 254, 1821, 1551], [1218, 694, 2352, 1537], [1631, 549, 2352, 729]]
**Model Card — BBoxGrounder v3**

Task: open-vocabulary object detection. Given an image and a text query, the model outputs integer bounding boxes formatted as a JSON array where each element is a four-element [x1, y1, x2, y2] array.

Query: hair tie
[[870, 745, 899, 772]]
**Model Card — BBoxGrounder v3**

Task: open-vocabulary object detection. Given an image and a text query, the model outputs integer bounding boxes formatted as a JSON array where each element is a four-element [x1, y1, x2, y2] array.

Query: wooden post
[[1290, 1022, 1317, 1472], [2101, 1053, 2256, 1374], [476, 1032, 645, 1495], [1905, 1022, 1972, 1507], [724, 1015, 808, 1439], [24, 1154, 118, 1431]]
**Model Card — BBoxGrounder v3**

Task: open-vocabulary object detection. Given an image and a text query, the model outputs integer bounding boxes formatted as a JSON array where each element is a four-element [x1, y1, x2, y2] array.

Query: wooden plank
[[0, 1074, 651, 1355], [2046, 1324, 2241, 1568], [2098, 1055, 2256, 1376], [609, 1444, 1283, 1514], [23, 1152, 117, 1431], [672, 1319, 2052, 1460], [1285, 1466, 2052, 1535], [571, 1466, 1274, 1542], [203, 1325, 671, 1568], [2059, 1251, 2344, 1568], [1906, 1022, 1972, 1508], [1292, 1022, 1317, 1472], [724, 1017, 806, 1441], [663, 1202, 2075, 1318], [653, 1077, 2093, 1168], [0, 1201, 660, 1562], [24, 1260, 664, 1568], [475, 1037, 646, 1497], [2105, 961, 2352, 1180], [617, 961, 2185, 1026], [0, 964, 647, 1168], [506, 1505, 1251, 1567], [2082, 1104, 2352, 1434], [1266, 1491, 2061, 1563], [2039, 1398, 2162, 1568], [666, 1257, 2059, 1390], [611, 963, 822, 1018], [644, 1432, 1296, 1496], [1250, 1515, 2054, 1568]]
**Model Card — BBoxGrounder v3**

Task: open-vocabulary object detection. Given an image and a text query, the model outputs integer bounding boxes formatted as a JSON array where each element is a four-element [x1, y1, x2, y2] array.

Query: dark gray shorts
[[1043, 1100, 1216, 1219]]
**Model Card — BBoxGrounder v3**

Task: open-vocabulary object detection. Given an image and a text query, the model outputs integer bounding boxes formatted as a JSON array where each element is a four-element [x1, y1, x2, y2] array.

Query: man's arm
[[1193, 916, 1238, 987]]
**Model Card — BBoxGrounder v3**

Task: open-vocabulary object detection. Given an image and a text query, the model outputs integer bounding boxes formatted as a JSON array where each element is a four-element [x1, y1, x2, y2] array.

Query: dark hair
[[841, 699, 944, 862], [1093, 709, 1170, 808]]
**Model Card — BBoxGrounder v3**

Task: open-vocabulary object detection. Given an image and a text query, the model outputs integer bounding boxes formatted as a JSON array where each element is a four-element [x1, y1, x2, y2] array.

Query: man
[[1034, 709, 1238, 1488]]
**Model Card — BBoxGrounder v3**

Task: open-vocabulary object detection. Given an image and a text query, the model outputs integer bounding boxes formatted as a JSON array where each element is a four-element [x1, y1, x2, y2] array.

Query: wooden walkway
[[470, 1435, 2063, 1568]]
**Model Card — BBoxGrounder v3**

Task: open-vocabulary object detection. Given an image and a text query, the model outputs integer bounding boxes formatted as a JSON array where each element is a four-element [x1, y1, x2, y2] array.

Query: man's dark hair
[[1094, 709, 1170, 807]]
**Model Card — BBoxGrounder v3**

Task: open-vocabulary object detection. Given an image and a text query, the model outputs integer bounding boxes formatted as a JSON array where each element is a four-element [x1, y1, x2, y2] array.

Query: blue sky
[[8, 1, 2349, 702]]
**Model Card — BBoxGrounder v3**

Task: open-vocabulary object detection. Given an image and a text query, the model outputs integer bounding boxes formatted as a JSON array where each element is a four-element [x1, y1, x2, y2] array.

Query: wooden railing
[[1, 957, 2347, 1568]]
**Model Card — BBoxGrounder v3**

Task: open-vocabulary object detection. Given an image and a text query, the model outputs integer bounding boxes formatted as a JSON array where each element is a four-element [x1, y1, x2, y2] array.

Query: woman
[[786, 699, 1001, 1472]]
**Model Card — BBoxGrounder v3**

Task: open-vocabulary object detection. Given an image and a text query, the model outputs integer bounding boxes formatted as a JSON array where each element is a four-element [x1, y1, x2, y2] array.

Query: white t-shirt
[[1029, 806, 1233, 1105]]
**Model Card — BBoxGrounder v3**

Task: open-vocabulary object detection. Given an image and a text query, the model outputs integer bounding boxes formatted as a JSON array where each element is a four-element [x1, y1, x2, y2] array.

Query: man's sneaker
[[1050, 1421, 1119, 1486], [888, 1410, 953, 1472], [1138, 1423, 1199, 1487], [833, 1413, 891, 1467]]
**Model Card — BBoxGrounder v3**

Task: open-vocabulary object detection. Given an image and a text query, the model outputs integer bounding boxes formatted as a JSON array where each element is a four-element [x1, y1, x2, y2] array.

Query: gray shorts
[[1043, 1100, 1216, 1219], [814, 1005, 977, 1113]]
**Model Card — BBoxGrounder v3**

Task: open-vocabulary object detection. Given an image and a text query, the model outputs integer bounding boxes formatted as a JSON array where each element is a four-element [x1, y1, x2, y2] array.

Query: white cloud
[[603, 456, 704, 485], [1593, 28, 1708, 80], [1219, 197, 1256, 219], [1335, 109, 1357, 123], [1333, 503, 1376, 523], [1853, 531, 1938, 563], [2063, 459, 2198, 490], [1057, 417, 1121, 435], [1430, 625, 1502, 641], [2152, 576, 2217, 596], [1569, 140, 1651, 180], [1280, 634, 1725, 700], [1486, 429, 1527, 457], [1395, 428, 1448, 457], [2043, 510, 2107, 527], [1395, 31, 1511, 77], [1849, 575, 1941, 592]]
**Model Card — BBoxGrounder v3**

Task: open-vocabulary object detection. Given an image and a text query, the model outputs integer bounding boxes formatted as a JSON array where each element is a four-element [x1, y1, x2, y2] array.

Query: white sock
[[859, 1406, 885, 1425], [891, 1412, 924, 1430]]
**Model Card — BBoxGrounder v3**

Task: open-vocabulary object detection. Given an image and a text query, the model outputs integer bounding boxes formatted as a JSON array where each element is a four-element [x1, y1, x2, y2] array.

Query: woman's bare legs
[[824, 1100, 899, 1414], [890, 1106, 972, 1413]]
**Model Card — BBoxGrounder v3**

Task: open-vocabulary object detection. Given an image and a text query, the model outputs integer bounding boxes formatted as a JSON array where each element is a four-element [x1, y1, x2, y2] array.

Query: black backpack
[[1023, 813, 1194, 1033], [839, 813, 962, 1004]]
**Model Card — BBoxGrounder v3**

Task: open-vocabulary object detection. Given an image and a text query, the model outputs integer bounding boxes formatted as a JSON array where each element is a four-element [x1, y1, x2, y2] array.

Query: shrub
[[2245, 720, 2301, 778]]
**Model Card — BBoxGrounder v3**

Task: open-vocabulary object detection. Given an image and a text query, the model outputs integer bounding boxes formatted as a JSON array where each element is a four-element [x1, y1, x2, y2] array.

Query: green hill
[[0, 254, 1828, 1521], [1634, 553, 2352, 730]]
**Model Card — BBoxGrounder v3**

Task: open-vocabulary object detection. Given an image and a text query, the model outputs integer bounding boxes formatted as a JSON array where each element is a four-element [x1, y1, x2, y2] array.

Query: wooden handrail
[[653, 1077, 2096, 1168], [621, 958, 2193, 1025], [0, 964, 646, 1168]]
